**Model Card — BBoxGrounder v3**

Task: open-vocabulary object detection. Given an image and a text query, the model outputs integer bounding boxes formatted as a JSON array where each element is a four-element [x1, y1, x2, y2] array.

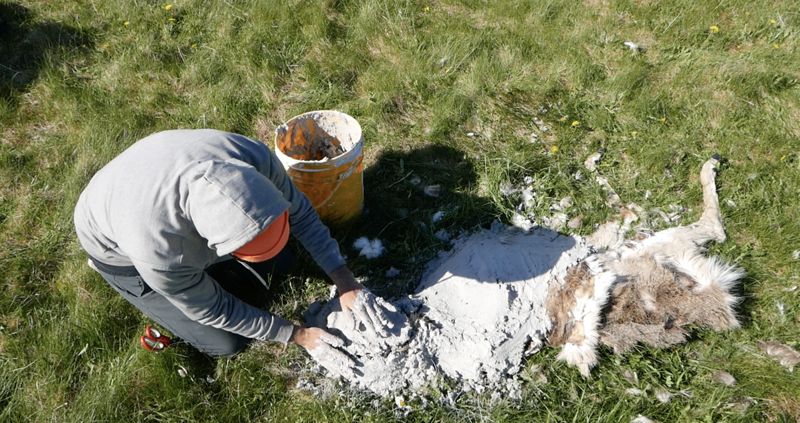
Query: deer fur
[[546, 156, 744, 375]]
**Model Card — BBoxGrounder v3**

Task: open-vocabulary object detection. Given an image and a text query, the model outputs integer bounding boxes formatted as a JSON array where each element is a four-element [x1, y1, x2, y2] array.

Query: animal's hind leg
[[676, 155, 727, 245], [697, 155, 726, 243], [638, 156, 727, 253]]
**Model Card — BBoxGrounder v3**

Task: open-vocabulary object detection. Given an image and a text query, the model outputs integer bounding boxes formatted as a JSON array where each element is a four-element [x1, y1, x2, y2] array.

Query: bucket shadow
[[296, 143, 576, 297], [345, 144, 498, 295], [0, 3, 92, 110]]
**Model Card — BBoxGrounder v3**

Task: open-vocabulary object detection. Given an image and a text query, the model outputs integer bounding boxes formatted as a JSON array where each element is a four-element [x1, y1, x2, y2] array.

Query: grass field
[[2, 0, 799, 421]]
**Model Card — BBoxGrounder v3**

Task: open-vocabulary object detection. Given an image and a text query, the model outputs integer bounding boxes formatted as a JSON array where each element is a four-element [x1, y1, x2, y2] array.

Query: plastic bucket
[[274, 110, 364, 226]]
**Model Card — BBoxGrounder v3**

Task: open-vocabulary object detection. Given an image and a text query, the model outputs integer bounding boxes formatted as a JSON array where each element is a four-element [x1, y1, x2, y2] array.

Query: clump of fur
[[599, 255, 742, 354], [547, 258, 617, 376], [547, 263, 593, 347]]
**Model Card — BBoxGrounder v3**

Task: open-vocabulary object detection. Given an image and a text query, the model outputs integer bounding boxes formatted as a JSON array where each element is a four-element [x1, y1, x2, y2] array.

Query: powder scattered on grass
[[307, 223, 593, 397]]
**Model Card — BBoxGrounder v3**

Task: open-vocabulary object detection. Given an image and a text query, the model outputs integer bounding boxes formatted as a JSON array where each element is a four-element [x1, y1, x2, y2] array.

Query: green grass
[[2, 0, 799, 421]]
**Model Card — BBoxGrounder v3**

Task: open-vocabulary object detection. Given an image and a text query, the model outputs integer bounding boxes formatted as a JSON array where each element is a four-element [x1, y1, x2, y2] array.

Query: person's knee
[[199, 334, 252, 358]]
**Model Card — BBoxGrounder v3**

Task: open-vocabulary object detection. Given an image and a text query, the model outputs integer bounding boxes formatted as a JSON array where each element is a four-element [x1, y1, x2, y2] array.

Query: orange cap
[[232, 210, 290, 262]]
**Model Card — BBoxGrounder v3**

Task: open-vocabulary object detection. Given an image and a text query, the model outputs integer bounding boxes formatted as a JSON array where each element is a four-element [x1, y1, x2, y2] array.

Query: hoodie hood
[[187, 158, 290, 257]]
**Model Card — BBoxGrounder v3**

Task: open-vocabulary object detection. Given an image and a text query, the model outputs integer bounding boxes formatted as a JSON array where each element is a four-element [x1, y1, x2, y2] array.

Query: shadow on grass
[[281, 143, 499, 297], [0, 3, 92, 110], [731, 273, 759, 328], [350, 144, 498, 295]]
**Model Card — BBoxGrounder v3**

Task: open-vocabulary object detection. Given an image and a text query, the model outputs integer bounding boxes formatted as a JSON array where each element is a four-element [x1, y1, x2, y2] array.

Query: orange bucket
[[274, 110, 364, 226]]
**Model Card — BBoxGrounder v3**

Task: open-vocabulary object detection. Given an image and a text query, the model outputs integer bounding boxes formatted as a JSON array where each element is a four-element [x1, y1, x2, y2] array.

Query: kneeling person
[[73, 129, 391, 363]]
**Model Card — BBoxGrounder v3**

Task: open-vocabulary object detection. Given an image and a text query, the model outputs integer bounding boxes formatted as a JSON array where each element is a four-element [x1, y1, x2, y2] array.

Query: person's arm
[[255, 143, 399, 337], [327, 264, 362, 294], [258, 147, 346, 275]]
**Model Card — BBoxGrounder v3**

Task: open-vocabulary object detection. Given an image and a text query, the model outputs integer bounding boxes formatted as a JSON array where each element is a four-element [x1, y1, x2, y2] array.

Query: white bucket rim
[[274, 110, 364, 169]]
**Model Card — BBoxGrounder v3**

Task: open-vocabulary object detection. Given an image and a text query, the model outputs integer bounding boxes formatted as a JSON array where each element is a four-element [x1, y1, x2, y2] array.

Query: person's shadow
[[0, 3, 92, 111]]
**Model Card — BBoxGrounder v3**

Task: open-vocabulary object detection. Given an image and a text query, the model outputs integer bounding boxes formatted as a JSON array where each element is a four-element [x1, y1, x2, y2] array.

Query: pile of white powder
[[304, 222, 593, 397]]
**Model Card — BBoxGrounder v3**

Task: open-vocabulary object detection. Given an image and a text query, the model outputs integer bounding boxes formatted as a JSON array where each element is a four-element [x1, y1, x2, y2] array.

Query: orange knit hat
[[232, 210, 290, 262]]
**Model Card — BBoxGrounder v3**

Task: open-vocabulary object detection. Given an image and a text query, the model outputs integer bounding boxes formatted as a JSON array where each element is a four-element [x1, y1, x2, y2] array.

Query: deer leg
[[637, 156, 727, 257], [696, 155, 726, 243]]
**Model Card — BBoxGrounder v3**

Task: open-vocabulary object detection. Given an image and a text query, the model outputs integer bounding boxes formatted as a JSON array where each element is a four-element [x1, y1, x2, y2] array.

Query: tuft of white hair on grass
[[757, 340, 800, 371], [423, 185, 441, 197], [622, 369, 639, 384], [625, 388, 645, 396], [584, 151, 603, 171], [511, 212, 534, 233], [499, 181, 517, 196], [542, 212, 567, 230], [353, 237, 385, 259], [713, 371, 736, 386], [623, 41, 640, 51], [655, 388, 672, 403], [521, 187, 536, 209]]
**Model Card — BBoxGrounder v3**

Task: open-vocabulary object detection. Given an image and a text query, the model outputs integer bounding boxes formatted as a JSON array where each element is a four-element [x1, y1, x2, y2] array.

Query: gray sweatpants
[[94, 251, 295, 357]]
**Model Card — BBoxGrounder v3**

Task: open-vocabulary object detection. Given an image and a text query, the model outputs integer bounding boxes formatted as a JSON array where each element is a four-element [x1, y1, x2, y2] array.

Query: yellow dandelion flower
[[659, 117, 667, 124], [191, 43, 197, 49], [123, 20, 130, 27], [558, 116, 568, 122], [773, 43, 781, 49], [631, 131, 638, 137], [769, 18, 777, 26], [424, 6, 430, 12], [164, 3, 173, 11], [571, 120, 580, 127], [709, 25, 720, 33], [550, 145, 559, 154]]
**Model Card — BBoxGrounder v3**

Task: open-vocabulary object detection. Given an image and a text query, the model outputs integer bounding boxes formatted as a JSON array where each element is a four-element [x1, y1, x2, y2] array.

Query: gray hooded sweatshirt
[[74, 129, 346, 344]]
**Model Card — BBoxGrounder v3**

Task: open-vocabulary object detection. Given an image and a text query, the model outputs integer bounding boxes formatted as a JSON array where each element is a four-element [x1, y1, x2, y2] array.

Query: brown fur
[[547, 263, 593, 346], [599, 256, 738, 353], [600, 322, 687, 354]]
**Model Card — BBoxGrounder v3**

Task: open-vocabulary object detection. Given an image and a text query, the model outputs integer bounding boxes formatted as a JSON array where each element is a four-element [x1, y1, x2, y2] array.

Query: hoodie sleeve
[[259, 148, 347, 275], [133, 261, 296, 344]]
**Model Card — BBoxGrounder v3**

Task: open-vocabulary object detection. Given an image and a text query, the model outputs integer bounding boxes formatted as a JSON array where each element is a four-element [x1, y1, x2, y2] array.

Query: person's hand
[[326, 266, 404, 339], [291, 326, 358, 377], [291, 326, 348, 354], [339, 288, 399, 338]]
